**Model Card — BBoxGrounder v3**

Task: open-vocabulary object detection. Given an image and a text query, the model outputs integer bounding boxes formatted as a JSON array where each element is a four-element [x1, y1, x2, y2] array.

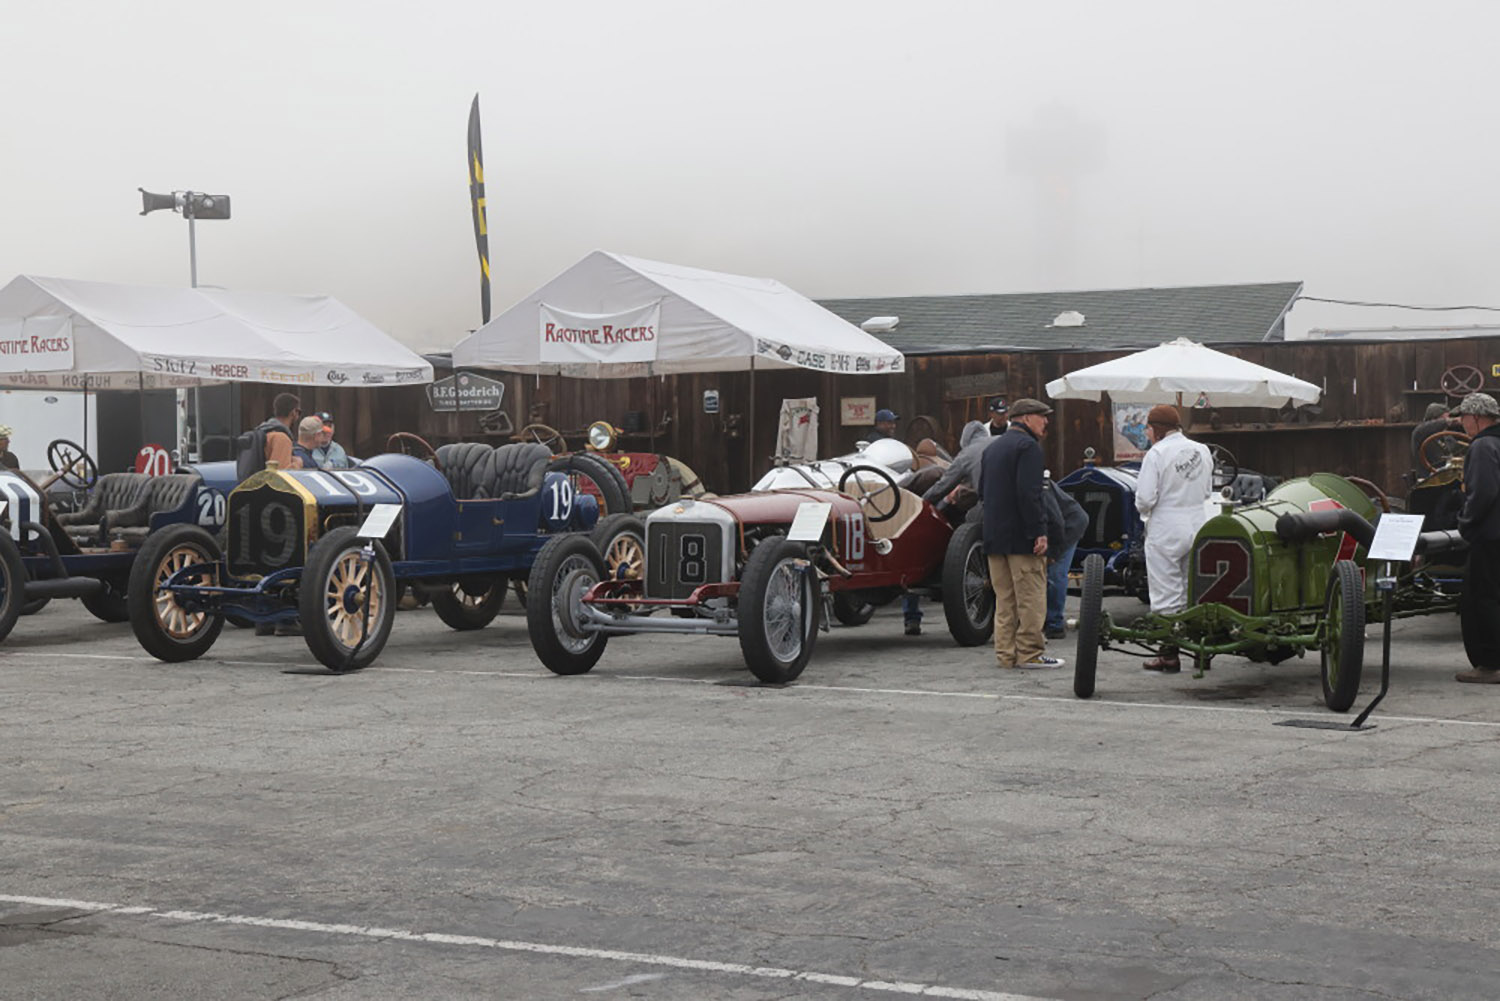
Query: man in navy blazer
[[979, 398, 1063, 670]]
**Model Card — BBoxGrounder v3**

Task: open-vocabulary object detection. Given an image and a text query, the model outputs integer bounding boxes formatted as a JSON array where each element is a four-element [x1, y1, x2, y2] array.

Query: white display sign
[[787, 502, 834, 542], [0, 316, 73, 372], [538, 301, 660, 366], [356, 503, 403, 540], [1367, 513, 1427, 562]]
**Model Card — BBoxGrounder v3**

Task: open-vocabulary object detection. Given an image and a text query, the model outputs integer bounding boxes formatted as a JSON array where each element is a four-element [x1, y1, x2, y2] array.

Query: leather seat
[[489, 443, 553, 500], [435, 442, 499, 499], [110, 474, 204, 547], [59, 472, 152, 544]]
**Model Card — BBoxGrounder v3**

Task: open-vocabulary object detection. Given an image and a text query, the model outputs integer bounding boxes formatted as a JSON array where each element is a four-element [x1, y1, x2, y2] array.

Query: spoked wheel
[[940, 521, 993, 646], [526, 534, 608, 675], [1073, 554, 1105, 699], [831, 592, 876, 627], [1320, 558, 1365, 712], [46, 438, 99, 490], [0, 534, 26, 644], [1419, 430, 1471, 474], [592, 514, 645, 581], [429, 575, 507, 630], [737, 537, 820, 683], [127, 524, 225, 662], [298, 526, 396, 672], [385, 432, 442, 471], [518, 423, 568, 455], [1208, 443, 1239, 493], [837, 465, 902, 522]]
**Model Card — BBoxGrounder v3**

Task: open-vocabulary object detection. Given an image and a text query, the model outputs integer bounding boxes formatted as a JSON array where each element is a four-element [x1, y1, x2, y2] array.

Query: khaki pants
[[987, 552, 1047, 666]]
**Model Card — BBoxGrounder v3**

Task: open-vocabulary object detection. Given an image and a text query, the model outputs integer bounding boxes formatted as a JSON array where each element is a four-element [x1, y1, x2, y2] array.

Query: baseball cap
[[0, 425, 12, 438], [988, 397, 1008, 414], [1008, 398, 1053, 417], [316, 411, 334, 429], [1454, 392, 1500, 418], [875, 408, 898, 423]]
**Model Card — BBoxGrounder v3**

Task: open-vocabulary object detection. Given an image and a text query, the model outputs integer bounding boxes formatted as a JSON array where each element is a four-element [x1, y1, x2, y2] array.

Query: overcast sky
[[3, 0, 1498, 352]]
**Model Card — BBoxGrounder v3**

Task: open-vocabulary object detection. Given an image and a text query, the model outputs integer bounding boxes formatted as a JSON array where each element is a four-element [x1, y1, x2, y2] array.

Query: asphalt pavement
[[2, 589, 1498, 1000]]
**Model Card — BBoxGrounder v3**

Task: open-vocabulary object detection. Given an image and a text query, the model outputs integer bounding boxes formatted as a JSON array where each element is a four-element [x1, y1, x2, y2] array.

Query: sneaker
[[1456, 668, 1500, 684], [1018, 654, 1065, 669], [1143, 656, 1181, 673], [904, 621, 922, 637], [1044, 626, 1066, 640]]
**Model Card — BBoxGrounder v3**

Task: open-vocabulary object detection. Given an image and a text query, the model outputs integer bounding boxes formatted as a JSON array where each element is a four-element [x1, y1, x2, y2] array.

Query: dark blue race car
[[128, 441, 619, 672]]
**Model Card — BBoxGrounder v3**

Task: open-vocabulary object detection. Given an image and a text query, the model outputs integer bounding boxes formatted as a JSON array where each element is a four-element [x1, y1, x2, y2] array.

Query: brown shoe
[[1456, 668, 1500, 684], [1143, 655, 1181, 674]]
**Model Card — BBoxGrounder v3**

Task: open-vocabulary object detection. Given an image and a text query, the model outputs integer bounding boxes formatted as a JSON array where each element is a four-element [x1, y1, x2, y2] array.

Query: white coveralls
[[1135, 430, 1213, 614]]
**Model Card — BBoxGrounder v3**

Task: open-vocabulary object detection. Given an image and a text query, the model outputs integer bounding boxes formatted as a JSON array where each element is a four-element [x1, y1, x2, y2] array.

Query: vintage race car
[[128, 440, 615, 672], [512, 420, 707, 511], [0, 438, 230, 640], [524, 438, 991, 684], [1072, 472, 1465, 712]]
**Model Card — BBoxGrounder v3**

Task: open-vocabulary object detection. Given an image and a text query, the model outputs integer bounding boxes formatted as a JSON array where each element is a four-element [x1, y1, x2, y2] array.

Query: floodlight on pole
[[138, 188, 232, 288]]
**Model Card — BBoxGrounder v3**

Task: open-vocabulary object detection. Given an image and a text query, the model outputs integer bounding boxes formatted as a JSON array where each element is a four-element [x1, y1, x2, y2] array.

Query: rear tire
[[527, 534, 609, 675], [941, 521, 993, 646], [81, 573, 130, 623], [0, 535, 26, 643], [299, 526, 396, 672], [128, 525, 224, 663], [831, 592, 876, 627], [1073, 554, 1105, 699], [737, 537, 819, 683], [549, 453, 630, 516], [429, 576, 507, 630], [1321, 559, 1365, 712]]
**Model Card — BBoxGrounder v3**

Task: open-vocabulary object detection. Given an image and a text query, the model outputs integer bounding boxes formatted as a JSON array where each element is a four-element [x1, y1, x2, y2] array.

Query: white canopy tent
[[451, 250, 905, 378], [0, 275, 434, 390], [1045, 337, 1321, 408]]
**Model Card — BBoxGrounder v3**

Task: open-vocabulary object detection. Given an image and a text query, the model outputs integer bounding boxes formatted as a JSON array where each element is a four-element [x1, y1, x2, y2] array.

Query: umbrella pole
[[748, 355, 756, 491]]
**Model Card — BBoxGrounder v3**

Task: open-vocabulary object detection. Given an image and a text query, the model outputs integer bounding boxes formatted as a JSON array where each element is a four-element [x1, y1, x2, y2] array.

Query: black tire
[[81, 573, 130, 623], [0, 535, 26, 643], [1321, 559, 1365, 712], [526, 533, 609, 675], [20, 596, 50, 616], [941, 521, 993, 647], [299, 526, 397, 672], [429, 576, 507, 630], [592, 513, 646, 581], [127, 524, 225, 663], [831, 592, 876, 627], [737, 537, 820, 683], [549, 452, 631, 516], [1074, 554, 1105, 699]]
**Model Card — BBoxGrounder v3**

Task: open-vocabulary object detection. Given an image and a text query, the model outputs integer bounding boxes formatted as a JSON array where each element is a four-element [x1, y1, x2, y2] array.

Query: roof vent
[[1048, 310, 1086, 328], [861, 316, 899, 333]]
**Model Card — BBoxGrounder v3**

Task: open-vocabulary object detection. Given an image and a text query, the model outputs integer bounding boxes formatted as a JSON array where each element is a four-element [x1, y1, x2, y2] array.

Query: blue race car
[[128, 441, 615, 672]]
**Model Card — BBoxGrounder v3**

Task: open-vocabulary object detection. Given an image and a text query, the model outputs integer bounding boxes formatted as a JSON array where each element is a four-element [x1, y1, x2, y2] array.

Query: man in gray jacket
[[921, 420, 990, 512]]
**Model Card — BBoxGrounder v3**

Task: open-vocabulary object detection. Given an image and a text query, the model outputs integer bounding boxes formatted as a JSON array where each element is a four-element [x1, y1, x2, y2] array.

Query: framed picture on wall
[[841, 396, 876, 426], [1112, 401, 1149, 462]]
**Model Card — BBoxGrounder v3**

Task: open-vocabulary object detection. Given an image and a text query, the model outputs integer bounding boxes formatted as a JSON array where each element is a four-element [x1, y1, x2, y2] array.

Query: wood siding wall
[[240, 338, 1499, 498]]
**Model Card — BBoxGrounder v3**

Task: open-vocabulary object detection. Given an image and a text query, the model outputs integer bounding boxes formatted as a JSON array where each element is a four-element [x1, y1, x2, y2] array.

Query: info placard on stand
[[787, 502, 833, 542], [356, 503, 402, 540], [1366, 513, 1425, 562]]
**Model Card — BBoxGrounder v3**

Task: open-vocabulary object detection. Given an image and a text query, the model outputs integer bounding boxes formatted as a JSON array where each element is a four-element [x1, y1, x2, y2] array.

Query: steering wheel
[[1441, 364, 1485, 398], [837, 465, 902, 523], [1345, 476, 1392, 514], [46, 438, 98, 490], [1418, 430, 1471, 473], [1207, 443, 1239, 493], [518, 423, 567, 455], [385, 432, 442, 472]]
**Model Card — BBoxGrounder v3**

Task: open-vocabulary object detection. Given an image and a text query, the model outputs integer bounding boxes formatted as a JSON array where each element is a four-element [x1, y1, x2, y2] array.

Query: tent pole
[[748, 356, 755, 490]]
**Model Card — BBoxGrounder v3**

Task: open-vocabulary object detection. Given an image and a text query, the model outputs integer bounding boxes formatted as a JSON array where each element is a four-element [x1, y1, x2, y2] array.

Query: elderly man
[[1454, 392, 1500, 683], [311, 411, 352, 470], [0, 425, 19, 470], [980, 398, 1062, 669], [1135, 404, 1213, 672]]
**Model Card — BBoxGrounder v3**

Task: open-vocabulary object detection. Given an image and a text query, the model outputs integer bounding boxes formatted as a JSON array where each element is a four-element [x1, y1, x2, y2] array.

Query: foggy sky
[[3, 0, 1498, 352]]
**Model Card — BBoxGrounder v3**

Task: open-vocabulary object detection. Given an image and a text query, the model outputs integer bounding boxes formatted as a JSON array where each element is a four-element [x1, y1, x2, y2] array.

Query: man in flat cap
[[979, 397, 1063, 669], [1135, 404, 1213, 672], [0, 425, 19, 470], [1454, 391, 1500, 683]]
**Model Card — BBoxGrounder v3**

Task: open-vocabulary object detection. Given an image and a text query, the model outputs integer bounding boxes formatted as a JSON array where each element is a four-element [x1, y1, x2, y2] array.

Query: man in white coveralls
[[1135, 403, 1213, 673]]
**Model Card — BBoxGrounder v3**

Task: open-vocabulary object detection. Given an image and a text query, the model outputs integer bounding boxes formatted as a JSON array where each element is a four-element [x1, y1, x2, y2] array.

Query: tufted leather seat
[[435, 442, 500, 499], [58, 472, 152, 543], [489, 443, 553, 500], [110, 474, 204, 546]]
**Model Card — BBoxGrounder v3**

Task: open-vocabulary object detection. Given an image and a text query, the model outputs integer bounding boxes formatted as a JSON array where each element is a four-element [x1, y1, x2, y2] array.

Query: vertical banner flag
[[467, 94, 491, 324]]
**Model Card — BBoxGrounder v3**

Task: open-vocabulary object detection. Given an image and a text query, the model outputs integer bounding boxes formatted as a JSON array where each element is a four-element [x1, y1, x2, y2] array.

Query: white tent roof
[[0, 275, 433, 390], [451, 250, 905, 378], [1045, 337, 1321, 408]]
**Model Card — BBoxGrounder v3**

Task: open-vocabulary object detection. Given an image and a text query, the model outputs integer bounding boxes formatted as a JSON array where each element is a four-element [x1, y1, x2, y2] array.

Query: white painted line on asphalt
[[0, 892, 1053, 1001], [11, 649, 1500, 731]]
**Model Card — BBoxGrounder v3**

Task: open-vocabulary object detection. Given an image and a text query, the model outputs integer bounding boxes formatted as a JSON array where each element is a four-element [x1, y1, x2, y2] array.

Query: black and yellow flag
[[467, 94, 491, 324]]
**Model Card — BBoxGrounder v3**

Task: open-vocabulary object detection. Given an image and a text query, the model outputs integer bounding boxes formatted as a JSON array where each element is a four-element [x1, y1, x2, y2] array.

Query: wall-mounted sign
[[427, 371, 506, 412], [841, 396, 876, 426], [702, 389, 720, 414]]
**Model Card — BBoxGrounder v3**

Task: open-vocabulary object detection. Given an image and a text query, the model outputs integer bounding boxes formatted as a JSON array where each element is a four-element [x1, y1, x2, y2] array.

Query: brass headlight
[[587, 421, 618, 452]]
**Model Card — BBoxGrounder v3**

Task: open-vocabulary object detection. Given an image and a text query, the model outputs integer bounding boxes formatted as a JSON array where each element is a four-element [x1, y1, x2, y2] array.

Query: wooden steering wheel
[[837, 465, 902, 522], [385, 432, 442, 471], [1418, 430, 1471, 473], [517, 423, 567, 454], [46, 438, 99, 490], [1345, 476, 1392, 514]]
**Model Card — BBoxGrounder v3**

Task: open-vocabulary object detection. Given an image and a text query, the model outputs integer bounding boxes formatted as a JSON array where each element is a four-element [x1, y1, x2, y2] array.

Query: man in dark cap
[[1135, 403, 1213, 672], [980, 398, 1063, 669], [1453, 391, 1500, 683], [867, 408, 899, 442], [986, 397, 1008, 435]]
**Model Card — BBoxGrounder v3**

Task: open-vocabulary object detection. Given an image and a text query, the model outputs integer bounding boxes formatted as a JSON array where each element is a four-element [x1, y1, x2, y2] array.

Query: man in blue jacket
[[1455, 391, 1500, 683], [980, 398, 1063, 669]]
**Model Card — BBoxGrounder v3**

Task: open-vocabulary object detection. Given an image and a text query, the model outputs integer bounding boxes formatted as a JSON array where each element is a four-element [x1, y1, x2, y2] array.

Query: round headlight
[[587, 421, 617, 451]]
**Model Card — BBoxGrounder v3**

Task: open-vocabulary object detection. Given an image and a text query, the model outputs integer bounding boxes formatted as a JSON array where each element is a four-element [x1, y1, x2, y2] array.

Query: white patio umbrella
[[1045, 337, 1320, 408]]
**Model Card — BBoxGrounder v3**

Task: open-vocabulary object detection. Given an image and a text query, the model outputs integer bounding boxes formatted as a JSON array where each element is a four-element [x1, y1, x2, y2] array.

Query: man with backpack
[[236, 393, 301, 480]]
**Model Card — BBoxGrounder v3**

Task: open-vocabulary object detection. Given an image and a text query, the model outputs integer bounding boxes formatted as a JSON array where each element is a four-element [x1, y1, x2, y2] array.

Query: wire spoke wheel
[[154, 544, 216, 639], [761, 561, 808, 662]]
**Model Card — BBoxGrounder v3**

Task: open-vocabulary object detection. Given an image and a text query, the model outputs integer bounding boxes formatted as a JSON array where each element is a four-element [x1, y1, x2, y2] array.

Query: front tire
[[429, 576, 507, 630], [0, 534, 26, 643], [1073, 554, 1105, 699], [549, 453, 630, 516], [128, 525, 225, 663], [941, 521, 993, 646], [1321, 559, 1365, 712], [299, 526, 396, 672], [592, 514, 646, 582], [737, 537, 820, 683], [526, 534, 609, 675]]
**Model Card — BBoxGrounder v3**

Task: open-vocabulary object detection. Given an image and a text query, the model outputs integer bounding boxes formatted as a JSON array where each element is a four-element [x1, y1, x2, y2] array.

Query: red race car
[[525, 440, 991, 684]]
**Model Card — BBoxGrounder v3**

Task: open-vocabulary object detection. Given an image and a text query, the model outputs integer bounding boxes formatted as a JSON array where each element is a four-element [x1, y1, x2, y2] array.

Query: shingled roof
[[816, 281, 1303, 354]]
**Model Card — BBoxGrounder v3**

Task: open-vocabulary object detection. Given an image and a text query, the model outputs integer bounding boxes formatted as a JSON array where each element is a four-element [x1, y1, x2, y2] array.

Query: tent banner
[[539, 302, 659, 366], [754, 336, 904, 375], [0, 316, 73, 372]]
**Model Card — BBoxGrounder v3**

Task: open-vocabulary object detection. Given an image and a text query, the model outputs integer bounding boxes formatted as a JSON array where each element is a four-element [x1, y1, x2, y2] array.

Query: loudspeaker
[[139, 188, 180, 215]]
